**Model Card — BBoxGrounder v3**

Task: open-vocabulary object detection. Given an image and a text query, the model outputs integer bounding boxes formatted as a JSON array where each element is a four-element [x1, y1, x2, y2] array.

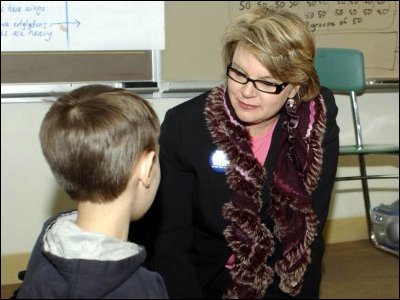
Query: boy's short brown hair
[[40, 84, 160, 203]]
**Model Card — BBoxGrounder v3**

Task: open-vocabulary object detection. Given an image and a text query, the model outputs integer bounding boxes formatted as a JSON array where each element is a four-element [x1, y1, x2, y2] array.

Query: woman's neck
[[247, 115, 279, 137]]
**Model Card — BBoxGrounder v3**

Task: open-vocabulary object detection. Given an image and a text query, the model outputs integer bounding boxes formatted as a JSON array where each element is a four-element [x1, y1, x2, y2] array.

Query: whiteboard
[[1, 1, 165, 51]]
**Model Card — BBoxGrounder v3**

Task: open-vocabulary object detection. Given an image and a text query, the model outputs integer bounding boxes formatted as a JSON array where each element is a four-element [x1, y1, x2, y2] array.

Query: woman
[[133, 6, 339, 299]]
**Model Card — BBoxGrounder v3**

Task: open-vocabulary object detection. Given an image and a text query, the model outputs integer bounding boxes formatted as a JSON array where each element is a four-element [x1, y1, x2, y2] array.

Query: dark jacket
[[17, 213, 169, 299], [132, 86, 339, 299]]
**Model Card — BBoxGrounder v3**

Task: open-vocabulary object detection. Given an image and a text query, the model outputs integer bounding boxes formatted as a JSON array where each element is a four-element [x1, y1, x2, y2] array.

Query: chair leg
[[358, 154, 374, 244]]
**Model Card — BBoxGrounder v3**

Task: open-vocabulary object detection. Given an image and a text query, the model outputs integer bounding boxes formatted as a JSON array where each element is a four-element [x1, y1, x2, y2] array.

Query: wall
[[1, 91, 399, 284]]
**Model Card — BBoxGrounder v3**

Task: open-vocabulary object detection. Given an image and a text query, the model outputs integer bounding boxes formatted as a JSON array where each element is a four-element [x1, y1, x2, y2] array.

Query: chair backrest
[[314, 48, 366, 150], [314, 48, 366, 93]]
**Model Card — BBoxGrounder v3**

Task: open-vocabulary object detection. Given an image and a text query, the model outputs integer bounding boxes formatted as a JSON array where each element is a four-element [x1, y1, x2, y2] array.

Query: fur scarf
[[204, 85, 326, 298]]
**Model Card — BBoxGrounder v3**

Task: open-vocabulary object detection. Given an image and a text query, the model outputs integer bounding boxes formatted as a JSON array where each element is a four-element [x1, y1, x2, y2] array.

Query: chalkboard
[[162, 1, 399, 85], [1, 1, 164, 84]]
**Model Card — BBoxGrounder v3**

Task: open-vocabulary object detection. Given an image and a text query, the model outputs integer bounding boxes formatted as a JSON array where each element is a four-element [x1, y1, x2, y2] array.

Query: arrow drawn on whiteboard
[[50, 19, 81, 32]]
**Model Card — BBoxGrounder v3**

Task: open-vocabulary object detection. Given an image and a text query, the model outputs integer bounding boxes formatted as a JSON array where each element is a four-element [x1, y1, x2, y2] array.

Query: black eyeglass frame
[[226, 64, 289, 95]]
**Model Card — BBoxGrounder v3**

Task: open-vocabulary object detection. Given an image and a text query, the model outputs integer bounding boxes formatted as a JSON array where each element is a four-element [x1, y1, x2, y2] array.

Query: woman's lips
[[238, 101, 258, 110]]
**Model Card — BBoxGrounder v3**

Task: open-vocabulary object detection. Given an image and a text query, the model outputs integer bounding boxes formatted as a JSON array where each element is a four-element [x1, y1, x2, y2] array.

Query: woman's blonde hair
[[222, 6, 320, 101]]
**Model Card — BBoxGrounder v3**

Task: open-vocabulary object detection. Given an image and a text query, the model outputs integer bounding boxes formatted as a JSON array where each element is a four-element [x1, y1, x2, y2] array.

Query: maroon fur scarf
[[204, 85, 326, 298]]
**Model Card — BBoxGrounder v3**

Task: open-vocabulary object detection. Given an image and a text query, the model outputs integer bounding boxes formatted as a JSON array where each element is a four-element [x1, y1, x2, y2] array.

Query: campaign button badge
[[209, 149, 229, 173]]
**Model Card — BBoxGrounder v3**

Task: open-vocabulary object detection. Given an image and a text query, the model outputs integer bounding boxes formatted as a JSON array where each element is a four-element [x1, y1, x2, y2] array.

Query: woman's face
[[227, 45, 298, 136]]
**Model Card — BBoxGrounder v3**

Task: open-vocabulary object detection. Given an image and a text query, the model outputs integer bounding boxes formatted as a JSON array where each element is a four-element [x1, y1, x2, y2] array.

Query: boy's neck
[[75, 194, 133, 241]]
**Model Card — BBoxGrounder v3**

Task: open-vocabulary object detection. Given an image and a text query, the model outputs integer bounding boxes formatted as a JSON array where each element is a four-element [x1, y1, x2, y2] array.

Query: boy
[[16, 84, 168, 299]]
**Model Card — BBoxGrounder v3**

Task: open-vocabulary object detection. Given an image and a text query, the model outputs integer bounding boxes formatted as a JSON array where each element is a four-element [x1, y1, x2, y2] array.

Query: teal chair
[[314, 48, 399, 256]]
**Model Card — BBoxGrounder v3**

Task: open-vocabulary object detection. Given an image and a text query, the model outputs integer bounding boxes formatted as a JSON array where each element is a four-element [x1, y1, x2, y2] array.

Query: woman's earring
[[284, 97, 299, 141], [285, 98, 297, 114]]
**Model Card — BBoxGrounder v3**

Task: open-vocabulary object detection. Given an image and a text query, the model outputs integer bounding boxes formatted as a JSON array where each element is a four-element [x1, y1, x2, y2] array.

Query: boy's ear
[[137, 151, 156, 188]]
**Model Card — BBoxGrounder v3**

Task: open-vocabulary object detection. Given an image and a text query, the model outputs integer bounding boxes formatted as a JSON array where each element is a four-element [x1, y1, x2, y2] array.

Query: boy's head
[[40, 84, 160, 204]]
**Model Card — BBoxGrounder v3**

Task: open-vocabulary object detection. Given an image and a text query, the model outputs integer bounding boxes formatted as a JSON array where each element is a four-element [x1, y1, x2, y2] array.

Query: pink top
[[250, 118, 278, 166]]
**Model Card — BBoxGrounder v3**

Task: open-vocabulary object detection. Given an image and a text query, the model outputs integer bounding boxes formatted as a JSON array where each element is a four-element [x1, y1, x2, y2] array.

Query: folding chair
[[314, 48, 399, 256]]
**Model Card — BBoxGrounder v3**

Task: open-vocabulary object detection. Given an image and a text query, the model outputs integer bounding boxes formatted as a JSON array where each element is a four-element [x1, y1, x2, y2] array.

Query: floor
[[320, 239, 399, 299]]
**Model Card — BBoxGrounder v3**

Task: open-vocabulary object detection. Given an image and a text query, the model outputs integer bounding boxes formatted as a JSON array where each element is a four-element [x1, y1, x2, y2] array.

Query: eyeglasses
[[226, 64, 288, 94]]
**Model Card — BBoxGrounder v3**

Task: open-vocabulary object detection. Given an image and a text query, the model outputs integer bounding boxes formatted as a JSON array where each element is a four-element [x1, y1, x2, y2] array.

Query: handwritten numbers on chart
[[239, 1, 251, 10], [231, 1, 396, 32]]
